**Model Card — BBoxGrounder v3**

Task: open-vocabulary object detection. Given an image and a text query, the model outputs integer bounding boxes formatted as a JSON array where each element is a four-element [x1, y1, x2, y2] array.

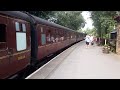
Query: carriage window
[[0, 24, 6, 49], [22, 24, 26, 32], [0, 24, 6, 42], [41, 27, 43, 33], [16, 22, 27, 51], [16, 32, 27, 51], [46, 30, 51, 43], [41, 34, 46, 45], [15, 22, 20, 31]]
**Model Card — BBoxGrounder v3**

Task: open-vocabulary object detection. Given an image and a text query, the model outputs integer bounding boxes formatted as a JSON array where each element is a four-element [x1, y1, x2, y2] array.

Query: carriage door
[[6, 18, 29, 78], [0, 15, 10, 78]]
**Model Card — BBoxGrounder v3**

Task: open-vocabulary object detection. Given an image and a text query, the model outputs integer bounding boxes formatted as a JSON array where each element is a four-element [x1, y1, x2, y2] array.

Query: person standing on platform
[[90, 35, 94, 45], [85, 35, 90, 48]]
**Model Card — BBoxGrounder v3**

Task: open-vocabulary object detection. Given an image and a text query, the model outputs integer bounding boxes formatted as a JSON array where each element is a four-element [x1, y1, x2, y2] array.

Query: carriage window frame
[[0, 24, 6, 42], [15, 22, 26, 32], [0, 24, 7, 50], [22, 23, 26, 32], [15, 21, 27, 51], [15, 22, 20, 31], [41, 34, 46, 45]]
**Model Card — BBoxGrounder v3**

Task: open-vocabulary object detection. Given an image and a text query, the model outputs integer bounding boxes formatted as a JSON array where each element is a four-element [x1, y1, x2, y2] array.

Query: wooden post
[[114, 15, 120, 54], [105, 39, 106, 45], [116, 23, 120, 54]]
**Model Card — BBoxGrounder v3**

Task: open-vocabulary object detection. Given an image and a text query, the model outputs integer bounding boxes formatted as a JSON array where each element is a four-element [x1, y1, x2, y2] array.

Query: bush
[[102, 44, 110, 54]]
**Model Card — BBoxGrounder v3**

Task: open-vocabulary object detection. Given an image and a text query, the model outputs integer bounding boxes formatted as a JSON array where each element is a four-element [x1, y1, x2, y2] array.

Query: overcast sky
[[81, 11, 94, 30]]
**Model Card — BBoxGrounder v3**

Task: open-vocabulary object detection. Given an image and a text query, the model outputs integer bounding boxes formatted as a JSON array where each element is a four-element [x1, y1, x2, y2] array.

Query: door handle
[[6, 48, 13, 63], [7, 48, 13, 56]]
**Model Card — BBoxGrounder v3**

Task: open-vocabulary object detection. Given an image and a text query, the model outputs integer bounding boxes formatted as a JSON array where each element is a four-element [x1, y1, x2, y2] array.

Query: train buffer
[[26, 41, 120, 79]]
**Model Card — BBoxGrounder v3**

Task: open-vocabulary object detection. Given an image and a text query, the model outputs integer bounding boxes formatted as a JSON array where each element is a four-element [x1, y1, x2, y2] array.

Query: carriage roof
[[0, 11, 84, 34]]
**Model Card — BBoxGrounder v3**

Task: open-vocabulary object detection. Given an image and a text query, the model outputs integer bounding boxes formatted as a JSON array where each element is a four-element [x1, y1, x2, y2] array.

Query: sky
[[81, 11, 94, 30]]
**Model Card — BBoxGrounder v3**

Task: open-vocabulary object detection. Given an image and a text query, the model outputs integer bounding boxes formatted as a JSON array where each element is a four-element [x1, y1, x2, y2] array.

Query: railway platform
[[26, 41, 120, 79]]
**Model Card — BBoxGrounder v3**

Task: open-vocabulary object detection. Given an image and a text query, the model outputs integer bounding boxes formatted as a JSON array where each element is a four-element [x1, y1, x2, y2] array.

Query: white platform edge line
[[25, 45, 72, 79]]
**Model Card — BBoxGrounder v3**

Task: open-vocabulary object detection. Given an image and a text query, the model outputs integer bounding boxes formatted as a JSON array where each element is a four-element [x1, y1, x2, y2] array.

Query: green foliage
[[90, 11, 117, 38], [26, 11, 55, 20], [25, 11, 85, 31], [83, 28, 97, 36], [53, 11, 85, 30], [103, 33, 109, 39]]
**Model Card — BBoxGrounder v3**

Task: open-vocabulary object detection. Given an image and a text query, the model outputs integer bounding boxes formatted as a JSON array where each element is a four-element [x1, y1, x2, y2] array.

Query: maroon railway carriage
[[31, 15, 81, 62], [0, 11, 31, 79], [0, 11, 85, 79]]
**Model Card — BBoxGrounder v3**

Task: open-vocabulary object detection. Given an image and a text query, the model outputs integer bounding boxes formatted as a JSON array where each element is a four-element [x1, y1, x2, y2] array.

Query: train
[[0, 11, 86, 79]]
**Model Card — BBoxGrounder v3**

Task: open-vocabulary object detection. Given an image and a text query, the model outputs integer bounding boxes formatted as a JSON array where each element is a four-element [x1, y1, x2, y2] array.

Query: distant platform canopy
[[111, 30, 117, 34], [110, 29, 117, 39]]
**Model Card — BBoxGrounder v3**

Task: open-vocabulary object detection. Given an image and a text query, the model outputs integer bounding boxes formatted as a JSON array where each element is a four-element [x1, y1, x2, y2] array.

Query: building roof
[[111, 29, 117, 34]]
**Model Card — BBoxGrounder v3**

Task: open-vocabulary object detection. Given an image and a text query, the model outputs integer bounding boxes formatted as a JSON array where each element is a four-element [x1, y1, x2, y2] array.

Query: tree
[[25, 11, 55, 20], [83, 28, 97, 36], [24, 11, 85, 31], [90, 11, 117, 38], [52, 11, 85, 30]]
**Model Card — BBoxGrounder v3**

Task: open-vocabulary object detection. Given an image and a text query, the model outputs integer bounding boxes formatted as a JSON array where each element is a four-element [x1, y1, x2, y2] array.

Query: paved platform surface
[[26, 41, 120, 79]]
